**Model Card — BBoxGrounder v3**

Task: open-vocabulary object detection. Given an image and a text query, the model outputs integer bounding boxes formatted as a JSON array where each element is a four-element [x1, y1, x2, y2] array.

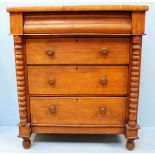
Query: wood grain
[[30, 97, 127, 125], [10, 13, 23, 34], [14, 36, 32, 141], [14, 36, 27, 125], [8, 5, 148, 150], [132, 12, 145, 34], [28, 66, 128, 95], [128, 36, 142, 128], [32, 126, 124, 134], [7, 5, 149, 12], [24, 12, 131, 34], [26, 38, 129, 65]]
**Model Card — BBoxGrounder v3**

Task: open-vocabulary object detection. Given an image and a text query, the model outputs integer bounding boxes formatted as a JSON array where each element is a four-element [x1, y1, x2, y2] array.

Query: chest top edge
[[7, 5, 149, 35], [7, 5, 149, 12]]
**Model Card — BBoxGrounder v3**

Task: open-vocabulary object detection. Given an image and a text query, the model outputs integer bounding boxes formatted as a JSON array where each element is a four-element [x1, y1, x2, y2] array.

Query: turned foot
[[22, 138, 31, 149], [126, 140, 135, 151]]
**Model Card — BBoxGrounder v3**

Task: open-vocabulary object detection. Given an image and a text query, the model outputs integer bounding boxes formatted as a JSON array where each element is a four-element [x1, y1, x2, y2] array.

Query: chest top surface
[[7, 5, 149, 12]]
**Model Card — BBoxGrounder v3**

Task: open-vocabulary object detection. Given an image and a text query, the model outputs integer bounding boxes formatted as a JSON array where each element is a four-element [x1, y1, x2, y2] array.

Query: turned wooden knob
[[100, 77, 108, 85], [100, 48, 108, 55], [47, 50, 55, 55], [48, 78, 55, 85], [49, 105, 56, 113], [99, 106, 106, 114]]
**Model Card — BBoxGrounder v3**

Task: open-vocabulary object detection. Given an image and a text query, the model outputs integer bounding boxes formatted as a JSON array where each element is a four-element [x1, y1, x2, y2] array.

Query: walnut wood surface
[[30, 97, 126, 125], [28, 66, 128, 95], [26, 38, 129, 64]]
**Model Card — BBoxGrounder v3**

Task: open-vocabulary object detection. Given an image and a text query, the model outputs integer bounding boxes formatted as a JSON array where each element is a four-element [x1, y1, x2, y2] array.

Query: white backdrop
[[0, 1, 155, 126]]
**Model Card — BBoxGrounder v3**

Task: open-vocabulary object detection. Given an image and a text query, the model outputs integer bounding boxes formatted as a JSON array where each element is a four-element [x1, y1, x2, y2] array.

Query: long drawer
[[24, 12, 131, 34], [26, 38, 129, 65], [28, 66, 128, 95], [30, 97, 127, 125]]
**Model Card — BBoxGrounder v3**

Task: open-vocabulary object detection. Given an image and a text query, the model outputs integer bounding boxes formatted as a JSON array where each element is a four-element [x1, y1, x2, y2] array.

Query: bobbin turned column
[[14, 36, 31, 149], [125, 35, 142, 151]]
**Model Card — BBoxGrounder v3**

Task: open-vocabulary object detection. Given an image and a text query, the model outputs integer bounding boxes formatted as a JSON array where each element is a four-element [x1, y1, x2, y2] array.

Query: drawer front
[[24, 12, 131, 34], [26, 38, 129, 65], [30, 97, 127, 125], [28, 66, 128, 95]]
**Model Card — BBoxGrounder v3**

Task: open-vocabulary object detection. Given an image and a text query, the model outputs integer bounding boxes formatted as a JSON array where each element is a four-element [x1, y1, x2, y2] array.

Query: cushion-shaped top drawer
[[28, 66, 128, 95], [24, 12, 131, 34], [26, 38, 129, 65], [30, 97, 127, 125]]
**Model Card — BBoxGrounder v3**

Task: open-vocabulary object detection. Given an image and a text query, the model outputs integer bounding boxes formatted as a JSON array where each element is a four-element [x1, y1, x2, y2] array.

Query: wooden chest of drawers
[[7, 5, 148, 150]]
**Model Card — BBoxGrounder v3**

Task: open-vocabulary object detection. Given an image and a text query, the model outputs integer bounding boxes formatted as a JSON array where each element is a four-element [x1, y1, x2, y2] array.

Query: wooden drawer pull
[[47, 50, 55, 56], [100, 48, 108, 55], [49, 105, 56, 113], [100, 77, 108, 85], [99, 106, 106, 115], [48, 78, 55, 85]]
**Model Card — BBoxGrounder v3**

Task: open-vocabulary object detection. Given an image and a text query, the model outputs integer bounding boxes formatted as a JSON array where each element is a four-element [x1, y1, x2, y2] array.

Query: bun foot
[[126, 140, 135, 151], [22, 138, 31, 149]]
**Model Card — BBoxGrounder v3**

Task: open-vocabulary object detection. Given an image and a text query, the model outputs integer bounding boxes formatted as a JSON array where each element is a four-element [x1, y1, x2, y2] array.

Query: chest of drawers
[[7, 5, 148, 150]]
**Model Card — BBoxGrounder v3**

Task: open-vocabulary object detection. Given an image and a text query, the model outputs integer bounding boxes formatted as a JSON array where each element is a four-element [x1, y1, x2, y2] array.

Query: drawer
[[30, 97, 127, 125], [28, 66, 128, 95], [26, 38, 129, 65], [24, 12, 131, 34]]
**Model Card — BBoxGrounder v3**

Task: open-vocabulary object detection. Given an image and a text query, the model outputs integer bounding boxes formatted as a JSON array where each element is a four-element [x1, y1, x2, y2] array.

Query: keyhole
[[76, 66, 78, 70], [76, 39, 78, 42]]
